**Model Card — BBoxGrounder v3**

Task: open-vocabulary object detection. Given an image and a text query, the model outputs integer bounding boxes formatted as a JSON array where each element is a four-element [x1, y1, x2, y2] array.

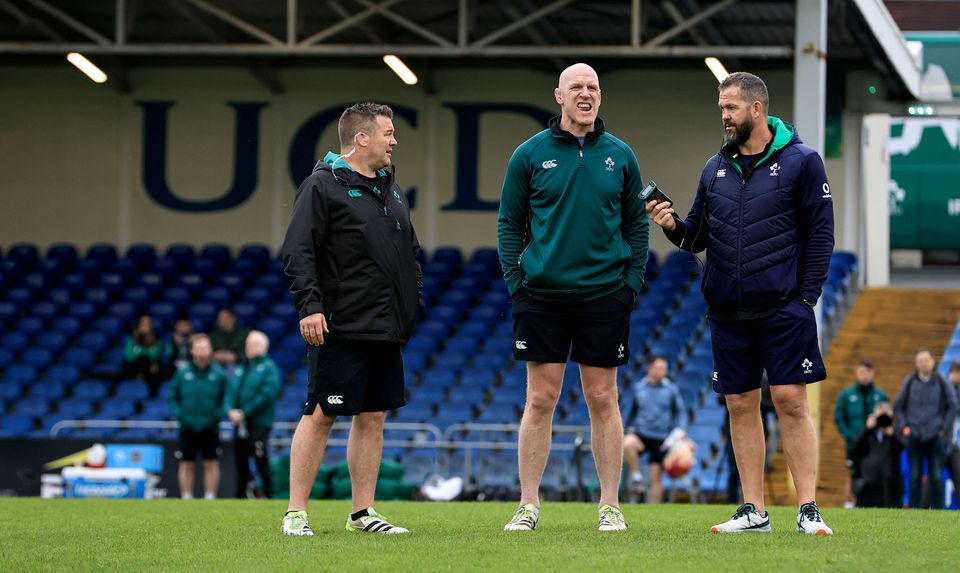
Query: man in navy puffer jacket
[[648, 72, 834, 535]]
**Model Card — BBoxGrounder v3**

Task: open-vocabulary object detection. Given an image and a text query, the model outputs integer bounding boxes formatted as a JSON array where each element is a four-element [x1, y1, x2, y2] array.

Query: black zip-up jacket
[[280, 153, 423, 344]]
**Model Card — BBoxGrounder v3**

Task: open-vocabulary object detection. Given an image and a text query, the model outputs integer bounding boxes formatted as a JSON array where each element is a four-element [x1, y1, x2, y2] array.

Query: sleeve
[[280, 176, 329, 320], [834, 390, 853, 442], [942, 378, 958, 436], [123, 337, 139, 362], [244, 364, 281, 419], [167, 371, 181, 422], [410, 218, 424, 312], [663, 157, 715, 254], [893, 377, 910, 430], [673, 386, 689, 431], [795, 152, 836, 303], [497, 145, 531, 297], [620, 149, 649, 293]]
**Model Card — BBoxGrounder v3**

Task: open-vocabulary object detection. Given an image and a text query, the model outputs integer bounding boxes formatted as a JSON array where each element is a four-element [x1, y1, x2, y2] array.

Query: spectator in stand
[[850, 402, 903, 508], [894, 348, 958, 509], [210, 308, 249, 368], [225, 331, 281, 499], [622, 356, 688, 503], [945, 360, 960, 495], [834, 359, 888, 507], [168, 334, 228, 500], [170, 317, 195, 372], [121, 314, 173, 396]]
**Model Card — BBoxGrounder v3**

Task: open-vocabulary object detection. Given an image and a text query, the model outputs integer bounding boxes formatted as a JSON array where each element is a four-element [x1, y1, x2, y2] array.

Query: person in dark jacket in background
[[122, 314, 173, 397], [226, 330, 280, 499], [834, 358, 888, 507], [168, 334, 228, 500], [850, 402, 903, 508], [894, 349, 958, 509], [946, 360, 960, 497], [647, 72, 835, 534], [279, 102, 422, 537]]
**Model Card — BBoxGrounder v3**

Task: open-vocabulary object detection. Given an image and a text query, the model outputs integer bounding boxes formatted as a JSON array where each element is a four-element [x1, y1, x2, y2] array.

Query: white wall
[[0, 64, 823, 261]]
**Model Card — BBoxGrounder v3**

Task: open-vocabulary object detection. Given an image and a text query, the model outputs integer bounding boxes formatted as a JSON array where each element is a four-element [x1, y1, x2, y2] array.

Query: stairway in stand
[[765, 288, 960, 508]]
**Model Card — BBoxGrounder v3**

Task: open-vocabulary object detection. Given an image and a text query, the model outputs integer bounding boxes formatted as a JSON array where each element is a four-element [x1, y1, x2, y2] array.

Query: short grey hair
[[246, 330, 270, 352], [719, 72, 769, 114]]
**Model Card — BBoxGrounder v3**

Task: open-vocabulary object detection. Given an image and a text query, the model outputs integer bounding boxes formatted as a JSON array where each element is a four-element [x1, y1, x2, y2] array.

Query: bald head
[[558, 63, 599, 89], [554, 62, 601, 137], [245, 330, 269, 360]]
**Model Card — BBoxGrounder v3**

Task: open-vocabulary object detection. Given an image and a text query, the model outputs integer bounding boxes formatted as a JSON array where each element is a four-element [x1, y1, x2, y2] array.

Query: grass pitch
[[1, 499, 957, 572]]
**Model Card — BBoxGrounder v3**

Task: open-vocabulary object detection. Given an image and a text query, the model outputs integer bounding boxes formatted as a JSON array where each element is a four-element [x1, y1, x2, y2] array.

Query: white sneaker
[[504, 503, 540, 531], [797, 502, 833, 535], [281, 510, 314, 536], [598, 504, 627, 532], [345, 507, 409, 534], [710, 503, 771, 534]]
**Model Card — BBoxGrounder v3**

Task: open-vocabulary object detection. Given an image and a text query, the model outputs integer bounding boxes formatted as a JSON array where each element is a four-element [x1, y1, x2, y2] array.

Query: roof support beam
[[0, 0, 63, 41], [22, 0, 110, 45], [298, 0, 402, 46], [180, 0, 283, 46], [353, 0, 454, 47], [471, 0, 574, 48], [645, 0, 737, 48], [630, 0, 641, 47]]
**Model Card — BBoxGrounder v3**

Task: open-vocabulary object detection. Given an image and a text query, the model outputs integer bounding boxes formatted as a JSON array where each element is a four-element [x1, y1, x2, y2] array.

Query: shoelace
[[731, 503, 756, 520], [599, 506, 624, 525], [511, 506, 537, 524], [800, 504, 822, 523], [290, 514, 311, 531]]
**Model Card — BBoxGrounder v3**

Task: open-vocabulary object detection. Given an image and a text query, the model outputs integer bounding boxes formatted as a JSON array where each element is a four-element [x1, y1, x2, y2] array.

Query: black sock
[[351, 509, 369, 521]]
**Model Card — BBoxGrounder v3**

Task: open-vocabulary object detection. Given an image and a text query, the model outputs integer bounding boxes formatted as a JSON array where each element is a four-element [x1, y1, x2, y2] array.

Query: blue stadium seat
[[21, 348, 54, 371], [430, 305, 462, 324], [268, 302, 299, 323], [135, 273, 166, 297], [467, 305, 501, 327], [106, 302, 138, 325], [270, 350, 303, 374], [433, 352, 468, 373], [22, 272, 49, 292], [228, 259, 257, 281], [0, 332, 30, 354], [188, 259, 217, 284], [254, 273, 285, 292], [164, 243, 196, 270], [147, 302, 179, 329], [98, 272, 127, 297], [56, 399, 93, 420], [15, 316, 44, 338], [445, 336, 480, 355], [233, 301, 258, 327], [73, 380, 109, 401], [36, 259, 65, 285], [111, 259, 139, 283], [199, 244, 232, 268], [45, 366, 79, 386], [0, 414, 34, 438], [216, 273, 246, 297], [140, 400, 170, 419], [431, 246, 463, 268], [162, 286, 193, 310], [7, 287, 34, 308], [280, 334, 305, 352], [67, 302, 97, 324], [99, 398, 136, 419], [422, 262, 457, 286], [61, 348, 96, 372], [86, 244, 118, 270], [8, 243, 40, 270], [0, 347, 14, 371], [240, 286, 273, 310], [201, 286, 232, 310], [47, 243, 79, 269], [31, 380, 67, 401], [16, 396, 50, 417], [76, 332, 111, 355], [35, 331, 70, 355], [121, 287, 151, 311], [257, 317, 289, 345], [0, 301, 19, 328], [29, 301, 59, 323], [115, 380, 150, 401], [83, 287, 114, 312], [0, 381, 21, 401], [187, 302, 217, 332], [91, 317, 125, 339], [238, 244, 271, 269], [125, 244, 157, 269]]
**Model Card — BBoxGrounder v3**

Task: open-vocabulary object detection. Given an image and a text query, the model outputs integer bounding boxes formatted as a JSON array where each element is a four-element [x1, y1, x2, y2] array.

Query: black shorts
[[631, 433, 666, 464], [304, 340, 406, 417], [175, 428, 221, 461], [511, 285, 634, 367], [710, 299, 826, 395]]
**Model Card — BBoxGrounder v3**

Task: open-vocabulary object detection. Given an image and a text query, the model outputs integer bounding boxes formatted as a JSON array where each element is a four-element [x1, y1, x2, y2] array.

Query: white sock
[[181, 493, 194, 500], [204, 493, 216, 500], [631, 472, 643, 481]]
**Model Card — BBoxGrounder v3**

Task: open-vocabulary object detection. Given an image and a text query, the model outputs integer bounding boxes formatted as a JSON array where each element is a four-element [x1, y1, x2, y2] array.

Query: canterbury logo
[[515, 340, 527, 350], [541, 159, 557, 169], [327, 395, 344, 405], [348, 190, 362, 198]]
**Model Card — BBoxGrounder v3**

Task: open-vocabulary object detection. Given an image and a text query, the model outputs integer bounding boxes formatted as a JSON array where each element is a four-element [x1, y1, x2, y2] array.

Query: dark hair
[[857, 358, 874, 369], [648, 355, 669, 366], [950, 360, 960, 373], [719, 72, 769, 114], [338, 102, 394, 148]]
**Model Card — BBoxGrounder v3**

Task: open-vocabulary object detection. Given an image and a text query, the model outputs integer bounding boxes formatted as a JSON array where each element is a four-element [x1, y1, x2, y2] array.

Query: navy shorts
[[511, 285, 634, 367], [709, 299, 826, 395], [304, 340, 406, 417], [175, 428, 221, 461]]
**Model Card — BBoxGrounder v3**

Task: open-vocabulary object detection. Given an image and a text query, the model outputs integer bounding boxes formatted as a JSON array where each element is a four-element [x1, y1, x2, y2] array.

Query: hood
[[723, 116, 799, 173]]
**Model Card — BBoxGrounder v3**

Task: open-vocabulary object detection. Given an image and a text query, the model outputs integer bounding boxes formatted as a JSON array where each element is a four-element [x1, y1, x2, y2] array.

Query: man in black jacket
[[279, 102, 422, 536]]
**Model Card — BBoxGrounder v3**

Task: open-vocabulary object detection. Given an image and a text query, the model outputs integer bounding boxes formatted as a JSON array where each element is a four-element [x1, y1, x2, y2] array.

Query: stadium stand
[[0, 242, 862, 497]]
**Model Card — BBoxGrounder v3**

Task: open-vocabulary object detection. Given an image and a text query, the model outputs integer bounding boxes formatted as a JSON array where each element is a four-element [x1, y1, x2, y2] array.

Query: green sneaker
[[598, 504, 627, 531], [281, 510, 313, 536], [504, 503, 540, 531], [345, 507, 409, 534]]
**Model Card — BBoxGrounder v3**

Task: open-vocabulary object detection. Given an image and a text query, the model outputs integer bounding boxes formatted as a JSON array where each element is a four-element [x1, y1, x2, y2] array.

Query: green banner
[[889, 118, 960, 250]]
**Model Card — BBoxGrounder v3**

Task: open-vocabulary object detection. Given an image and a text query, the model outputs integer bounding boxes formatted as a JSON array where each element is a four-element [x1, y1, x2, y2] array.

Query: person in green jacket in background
[[834, 358, 888, 507], [226, 330, 281, 499], [168, 333, 228, 500], [121, 314, 173, 396], [498, 62, 648, 533]]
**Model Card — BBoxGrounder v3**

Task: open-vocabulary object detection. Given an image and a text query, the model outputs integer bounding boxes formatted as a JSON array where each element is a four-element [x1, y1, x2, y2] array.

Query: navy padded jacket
[[665, 117, 835, 317]]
